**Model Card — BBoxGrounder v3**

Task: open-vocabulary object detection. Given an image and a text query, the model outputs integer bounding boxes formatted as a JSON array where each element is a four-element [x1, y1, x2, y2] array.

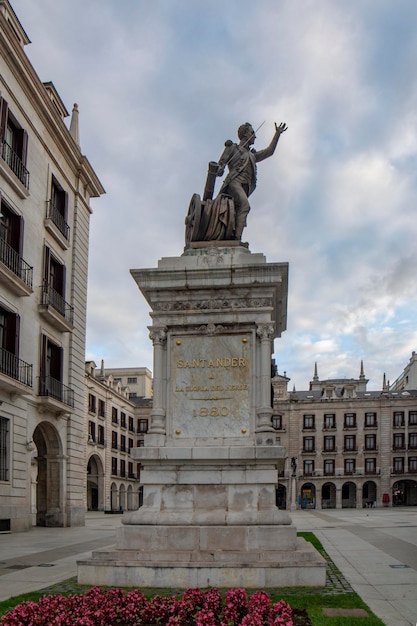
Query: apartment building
[[272, 363, 417, 510], [0, 1, 104, 531], [85, 362, 151, 512], [98, 365, 153, 401]]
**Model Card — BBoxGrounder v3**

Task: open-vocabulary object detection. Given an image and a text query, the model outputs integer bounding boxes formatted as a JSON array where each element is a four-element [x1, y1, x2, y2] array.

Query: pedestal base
[[78, 525, 326, 588]]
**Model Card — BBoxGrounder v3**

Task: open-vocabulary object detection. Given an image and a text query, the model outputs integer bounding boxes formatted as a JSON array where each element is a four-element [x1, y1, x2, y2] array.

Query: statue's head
[[238, 122, 255, 145]]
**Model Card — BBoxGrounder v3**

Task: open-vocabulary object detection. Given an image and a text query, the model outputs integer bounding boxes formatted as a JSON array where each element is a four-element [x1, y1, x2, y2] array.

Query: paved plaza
[[0, 508, 416, 626]]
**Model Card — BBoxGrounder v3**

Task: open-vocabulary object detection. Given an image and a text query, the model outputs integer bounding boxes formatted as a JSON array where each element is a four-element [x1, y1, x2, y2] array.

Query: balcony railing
[[45, 201, 70, 241], [0, 137, 30, 189], [0, 238, 33, 288], [38, 375, 74, 407], [41, 280, 74, 324], [0, 348, 33, 386]]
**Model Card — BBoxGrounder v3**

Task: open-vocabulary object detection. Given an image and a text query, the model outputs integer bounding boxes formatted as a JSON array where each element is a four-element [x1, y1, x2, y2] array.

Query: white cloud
[[11, 0, 417, 391]]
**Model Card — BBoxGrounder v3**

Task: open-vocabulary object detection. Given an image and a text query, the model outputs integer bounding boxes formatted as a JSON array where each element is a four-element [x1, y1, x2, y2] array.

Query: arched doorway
[[342, 481, 357, 508], [276, 484, 287, 509], [392, 480, 417, 506], [110, 482, 118, 511], [321, 482, 336, 508], [300, 483, 316, 509], [362, 481, 377, 507], [87, 455, 104, 511], [32, 422, 63, 527], [119, 484, 126, 512], [127, 484, 134, 510]]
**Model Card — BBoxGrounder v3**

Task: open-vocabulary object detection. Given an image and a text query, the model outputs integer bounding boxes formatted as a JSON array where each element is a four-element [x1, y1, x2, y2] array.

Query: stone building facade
[[272, 363, 417, 510], [85, 362, 152, 512], [0, 1, 104, 531]]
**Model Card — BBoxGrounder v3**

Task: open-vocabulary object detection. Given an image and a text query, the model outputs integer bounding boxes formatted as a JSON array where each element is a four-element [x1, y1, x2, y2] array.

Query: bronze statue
[[185, 121, 287, 246]]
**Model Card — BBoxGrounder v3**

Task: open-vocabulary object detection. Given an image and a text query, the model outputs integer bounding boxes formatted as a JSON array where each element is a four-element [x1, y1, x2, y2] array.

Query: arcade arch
[[32, 422, 63, 527], [392, 480, 417, 506], [87, 455, 105, 511], [342, 481, 356, 508]]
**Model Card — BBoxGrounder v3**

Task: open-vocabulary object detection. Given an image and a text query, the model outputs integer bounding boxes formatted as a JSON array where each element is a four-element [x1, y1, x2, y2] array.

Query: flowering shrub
[[0, 586, 293, 626]]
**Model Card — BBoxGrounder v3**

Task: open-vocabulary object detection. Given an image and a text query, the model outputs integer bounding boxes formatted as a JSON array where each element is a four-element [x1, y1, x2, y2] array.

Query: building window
[[88, 421, 96, 442], [127, 377, 137, 384], [98, 424, 105, 446], [111, 407, 118, 424], [128, 438, 133, 453], [136, 463, 141, 480], [98, 399, 106, 418], [303, 460, 314, 476], [365, 434, 376, 451], [39, 335, 73, 406], [137, 439, 145, 447], [344, 413, 356, 428], [0, 200, 32, 288], [111, 431, 118, 450], [120, 435, 126, 452], [323, 414, 336, 429], [393, 412, 405, 427], [42, 246, 73, 323], [0, 306, 26, 383], [129, 392, 137, 399], [120, 459, 126, 478], [47, 176, 70, 241], [111, 457, 117, 476], [393, 433, 405, 450], [409, 457, 417, 473], [120, 412, 127, 428], [0, 97, 29, 188], [409, 411, 417, 426], [113, 377, 122, 383], [408, 433, 417, 450], [271, 415, 282, 430], [365, 412, 377, 427], [393, 457, 404, 474], [137, 419, 148, 433], [323, 436, 335, 452], [128, 416, 134, 432], [303, 436, 315, 452], [303, 414, 315, 429], [0, 416, 10, 481], [88, 393, 96, 413], [365, 458, 376, 474], [344, 434, 356, 451], [344, 458, 355, 475], [128, 461, 134, 478], [324, 459, 335, 475]]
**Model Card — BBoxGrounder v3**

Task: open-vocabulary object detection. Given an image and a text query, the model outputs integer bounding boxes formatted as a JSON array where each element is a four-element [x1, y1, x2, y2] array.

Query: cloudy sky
[[13, 0, 417, 391]]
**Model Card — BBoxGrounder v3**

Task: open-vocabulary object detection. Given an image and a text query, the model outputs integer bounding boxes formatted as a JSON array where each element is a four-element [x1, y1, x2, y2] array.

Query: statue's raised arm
[[185, 121, 287, 247]]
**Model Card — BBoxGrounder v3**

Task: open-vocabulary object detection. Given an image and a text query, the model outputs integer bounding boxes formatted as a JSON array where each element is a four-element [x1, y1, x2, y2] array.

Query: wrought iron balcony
[[0, 137, 29, 189], [0, 348, 33, 387], [45, 201, 70, 242], [38, 375, 74, 407], [0, 237, 33, 289], [40, 280, 74, 326]]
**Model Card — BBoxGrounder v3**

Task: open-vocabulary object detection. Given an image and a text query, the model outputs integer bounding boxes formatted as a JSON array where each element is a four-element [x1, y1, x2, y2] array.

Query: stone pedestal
[[78, 245, 326, 587]]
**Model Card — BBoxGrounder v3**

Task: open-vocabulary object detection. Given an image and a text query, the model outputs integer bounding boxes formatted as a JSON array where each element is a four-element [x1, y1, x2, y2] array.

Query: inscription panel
[[170, 334, 251, 438]]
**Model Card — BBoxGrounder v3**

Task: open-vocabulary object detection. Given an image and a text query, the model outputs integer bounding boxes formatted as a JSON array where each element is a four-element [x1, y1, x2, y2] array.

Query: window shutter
[[0, 97, 8, 140], [43, 245, 50, 284], [40, 334, 47, 378]]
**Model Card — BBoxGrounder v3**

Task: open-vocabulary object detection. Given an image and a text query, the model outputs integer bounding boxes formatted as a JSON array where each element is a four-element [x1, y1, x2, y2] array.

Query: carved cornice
[[153, 297, 272, 312]]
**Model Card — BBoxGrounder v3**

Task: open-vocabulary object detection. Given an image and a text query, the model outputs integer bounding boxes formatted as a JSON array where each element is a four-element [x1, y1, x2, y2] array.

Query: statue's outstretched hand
[[275, 122, 287, 134]]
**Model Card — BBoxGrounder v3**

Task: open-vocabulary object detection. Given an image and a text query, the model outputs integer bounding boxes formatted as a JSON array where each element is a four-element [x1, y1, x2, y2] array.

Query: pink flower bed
[[0, 587, 293, 625]]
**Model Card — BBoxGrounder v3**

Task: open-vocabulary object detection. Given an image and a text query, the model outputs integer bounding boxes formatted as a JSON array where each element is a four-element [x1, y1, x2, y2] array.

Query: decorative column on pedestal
[[148, 326, 167, 435], [255, 322, 275, 433]]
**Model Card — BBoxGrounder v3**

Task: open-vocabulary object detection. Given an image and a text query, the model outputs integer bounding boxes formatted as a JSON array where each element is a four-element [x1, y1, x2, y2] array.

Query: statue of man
[[216, 121, 287, 240]]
